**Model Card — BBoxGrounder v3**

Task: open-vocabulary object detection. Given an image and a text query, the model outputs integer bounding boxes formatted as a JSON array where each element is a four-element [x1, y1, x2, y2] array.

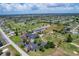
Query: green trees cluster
[[44, 41, 55, 49], [34, 38, 55, 52], [75, 17, 79, 23], [66, 34, 73, 42], [39, 46, 45, 52], [34, 39, 42, 46], [38, 41, 55, 52], [15, 28, 19, 36]]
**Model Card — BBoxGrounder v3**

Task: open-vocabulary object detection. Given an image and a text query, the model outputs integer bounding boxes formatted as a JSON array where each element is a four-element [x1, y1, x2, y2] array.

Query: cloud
[[0, 4, 13, 11], [46, 3, 66, 8], [0, 3, 36, 11], [13, 4, 28, 10], [0, 3, 79, 15], [0, 3, 77, 11]]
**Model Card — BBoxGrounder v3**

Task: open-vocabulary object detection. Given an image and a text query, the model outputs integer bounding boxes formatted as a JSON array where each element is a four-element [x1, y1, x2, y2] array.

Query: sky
[[0, 3, 79, 15]]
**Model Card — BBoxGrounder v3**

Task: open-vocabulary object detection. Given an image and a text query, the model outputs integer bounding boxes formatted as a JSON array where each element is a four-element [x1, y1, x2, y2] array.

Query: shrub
[[44, 41, 55, 49], [20, 45, 25, 48], [66, 34, 73, 42], [15, 53, 20, 56], [39, 46, 45, 52]]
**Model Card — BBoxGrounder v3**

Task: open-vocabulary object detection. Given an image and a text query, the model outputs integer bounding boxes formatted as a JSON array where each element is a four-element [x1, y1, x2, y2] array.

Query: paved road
[[0, 43, 10, 49], [0, 28, 29, 56], [70, 25, 79, 33], [33, 25, 50, 33]]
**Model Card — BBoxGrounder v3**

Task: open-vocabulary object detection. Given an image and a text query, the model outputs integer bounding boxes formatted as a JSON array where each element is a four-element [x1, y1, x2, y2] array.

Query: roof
[[26, 33, 38, 39], [21, 33, 38, 39]]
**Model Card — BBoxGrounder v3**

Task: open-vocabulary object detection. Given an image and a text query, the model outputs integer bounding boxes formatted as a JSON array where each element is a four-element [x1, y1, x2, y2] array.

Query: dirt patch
[[52, 48, 66, 56]]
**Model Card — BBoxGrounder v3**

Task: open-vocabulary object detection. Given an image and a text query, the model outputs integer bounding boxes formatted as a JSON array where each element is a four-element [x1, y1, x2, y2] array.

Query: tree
[[20, 45, 25, 48], [48, 41, 55, 48], [75, 17, 79, 23], [34, 39, 42, 46], [25, 39, 30, 44], [15, 28, 18, 36], [39, 46, 45, 52], [34, 49, 37, 52], [44, 44, 49, 49], [15, 31, 18, 36], [38, 42, 41, 46], [34, 39, 37, 44], [8, 24, 11, 29], [66, 34, 73, 42], [44, 41, 55, 49]]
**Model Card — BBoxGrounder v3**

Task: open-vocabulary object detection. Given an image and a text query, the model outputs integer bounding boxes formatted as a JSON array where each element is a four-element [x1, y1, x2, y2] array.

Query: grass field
[[28, 48, 56, 56], [10, 36, 22, 44], [60, 42, 79, 55]]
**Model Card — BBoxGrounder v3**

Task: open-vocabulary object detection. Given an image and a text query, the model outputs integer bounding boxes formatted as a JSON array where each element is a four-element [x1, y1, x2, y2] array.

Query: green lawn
[[10, 36, 22, 44], [60, 42, 79, 55], [28, 48, 56, 56], [8, 45, 21, 56], [73, 39, 79, 45], [5, 20, 48, 33], [43, 32, 65, 44]]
